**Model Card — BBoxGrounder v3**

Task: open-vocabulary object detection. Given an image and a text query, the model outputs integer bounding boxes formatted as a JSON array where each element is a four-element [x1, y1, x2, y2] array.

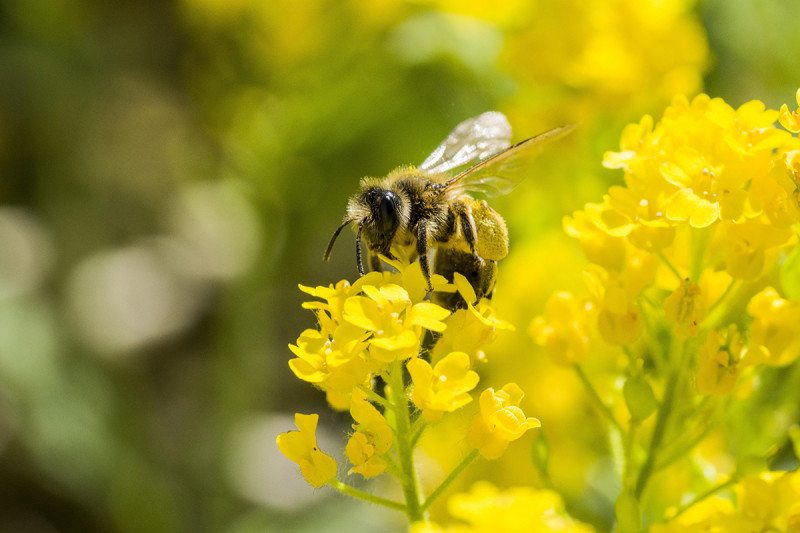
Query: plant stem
[[409, 417, 427, 449], [359, 384, 392, 409], [635, 369, 679, 498], [700, 279, 742, 332], [573, 364, 624, 434], [421, 450, 479, 512], [691, 225, 711, 282], [388, 359, 426, 522], [667, 477, 736, 521], [657, 251, 684, 281], [330, 479, 406, 511]]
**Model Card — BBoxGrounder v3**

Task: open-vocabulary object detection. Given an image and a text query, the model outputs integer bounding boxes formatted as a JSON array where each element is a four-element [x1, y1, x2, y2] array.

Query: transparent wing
[[419, 112, 512, 174], [444, 124, 575, 198]]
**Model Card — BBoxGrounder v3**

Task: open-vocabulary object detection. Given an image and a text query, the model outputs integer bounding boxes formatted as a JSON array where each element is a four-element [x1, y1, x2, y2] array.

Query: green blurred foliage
[[0, 0, 798, 531]]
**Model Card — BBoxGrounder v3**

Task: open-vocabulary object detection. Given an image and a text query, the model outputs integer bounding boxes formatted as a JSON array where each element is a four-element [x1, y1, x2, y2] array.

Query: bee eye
[[377, 191, 399, 233]]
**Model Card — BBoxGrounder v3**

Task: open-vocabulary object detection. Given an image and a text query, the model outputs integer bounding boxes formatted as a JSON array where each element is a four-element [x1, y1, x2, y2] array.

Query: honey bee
[[324, 112, 572, 308]]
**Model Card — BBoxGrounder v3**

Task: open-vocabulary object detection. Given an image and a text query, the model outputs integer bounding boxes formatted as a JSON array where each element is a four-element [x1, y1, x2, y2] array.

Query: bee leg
[[416, 221, 433, 292], [453, 201, 478, 257], [356, 222, 365, 276], [369, 253, 383, 273]]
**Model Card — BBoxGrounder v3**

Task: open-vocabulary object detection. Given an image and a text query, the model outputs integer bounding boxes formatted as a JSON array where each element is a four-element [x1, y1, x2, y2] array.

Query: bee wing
[[419, 112, 513, 174], [444, 124, 575, 198]]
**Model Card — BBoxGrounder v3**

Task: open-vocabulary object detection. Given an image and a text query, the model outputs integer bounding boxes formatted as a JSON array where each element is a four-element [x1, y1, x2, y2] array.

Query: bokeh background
[[1, 0, 799, 531]]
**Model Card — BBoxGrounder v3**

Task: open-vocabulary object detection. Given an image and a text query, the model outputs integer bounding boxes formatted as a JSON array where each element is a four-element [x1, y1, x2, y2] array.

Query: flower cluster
[[652, 471, 800, 532], [277, 259, 539, 522], [532, 91, 800, 528], [411, 482, 594, 533]]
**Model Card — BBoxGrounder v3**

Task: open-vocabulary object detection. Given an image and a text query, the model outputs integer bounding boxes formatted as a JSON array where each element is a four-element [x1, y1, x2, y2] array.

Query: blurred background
[[1, 0, 799, 531]]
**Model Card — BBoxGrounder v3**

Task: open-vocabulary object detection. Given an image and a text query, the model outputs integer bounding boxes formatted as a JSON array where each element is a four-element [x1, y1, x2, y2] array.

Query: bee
[[324, 112, 572, 308]]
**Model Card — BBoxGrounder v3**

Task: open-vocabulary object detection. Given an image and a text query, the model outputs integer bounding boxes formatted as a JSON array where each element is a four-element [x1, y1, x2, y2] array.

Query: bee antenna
[[356, 222, 365, 276], [323, 219, 354, 262]]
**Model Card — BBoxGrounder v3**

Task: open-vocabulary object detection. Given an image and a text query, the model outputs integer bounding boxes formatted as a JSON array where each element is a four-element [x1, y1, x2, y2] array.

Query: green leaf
[[780, 244, 800, 299], [623, 376, 658, 423], [615, 490, 641, 533]]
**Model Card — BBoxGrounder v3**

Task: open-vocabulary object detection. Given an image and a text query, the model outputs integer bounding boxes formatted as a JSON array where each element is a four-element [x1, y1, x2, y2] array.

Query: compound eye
[[378, 191, 399, 233]]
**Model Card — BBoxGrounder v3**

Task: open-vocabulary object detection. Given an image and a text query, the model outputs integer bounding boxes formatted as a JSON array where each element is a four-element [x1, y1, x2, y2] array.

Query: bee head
[[326, 184, 406, 265], [367, 189, 401, 235]]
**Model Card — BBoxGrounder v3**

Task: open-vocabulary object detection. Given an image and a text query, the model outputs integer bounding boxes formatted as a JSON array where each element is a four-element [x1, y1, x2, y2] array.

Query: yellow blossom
[[446, 481, 595, 532], [563, 211, 627, 271], [409, 521, 446, 533], [288, 326, 372, 411], [664, 278, 705, 337], [530, 291, 594, 365], [408, 352, 479, 421], [655, 471, 800, 531], [696, 326, 742, 395], [276, 413, 337, 488], [343, 283, 450, 363], [431, 273, 513, 361], [380, 255, 454, 304], [746, 287, 800, 366], [468, 383, 540, 460], [299, 279, 365, 324], [779, 88, 800, 133], [345, 389, 393, 478], [714, 218, 795, 280], [583, 265, 646, 346], [599, 94, 791, 234], [738, 471, 800, 530]]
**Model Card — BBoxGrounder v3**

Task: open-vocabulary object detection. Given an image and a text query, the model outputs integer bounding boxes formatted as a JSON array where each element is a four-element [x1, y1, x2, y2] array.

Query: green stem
[[691, 226, 711, 282], [700, 279, 742, 332], [657, 251, 684, 282], [667, 477, 737, 521], [573, 365, 624, 434], [635, 369, 679, 498], [705, 278, 738, 317], [655, 397, 721, 471], [388, 359, 425, 522], [359, 384, 392, 409], [420, 449, 479, 512], [409, 417, 427, 449], [330, 479, 406, 511], [622, 421, 639, 490]]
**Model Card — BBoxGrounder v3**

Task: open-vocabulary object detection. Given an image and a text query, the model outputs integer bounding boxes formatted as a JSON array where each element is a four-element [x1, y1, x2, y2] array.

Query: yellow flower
[[343, 283, 450, 363], [530, 291, 594, 365], [583, 264, 649, 346], [431, 273, 514, 361], [696, 326, 742, 395], [380, 255, 454, 304], [746, 287, 800, 366], [468, 383, 540, 460], [288, 326, 372, 411], [600, 94, 791, 234], [345, 389, 393, 478], [299, 278, 375, 324], [408, 352, 480, 421], [653, 471, 800, 531], [563, 210, 627, 271], [714, 218, 795, 280], [409, 521, 446, 533], [276, 413, 337, 488], [779, 88, 800, 133], [446, 481, 595, 532], [738, 471, 800, 531], [664, 278, 705, 337], [651, 496, 738, 532]]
